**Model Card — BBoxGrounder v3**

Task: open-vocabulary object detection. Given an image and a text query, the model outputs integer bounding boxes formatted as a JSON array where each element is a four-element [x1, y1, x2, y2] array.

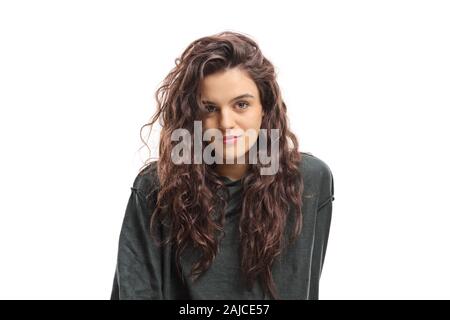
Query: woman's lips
[[223, 135, 241, 144]]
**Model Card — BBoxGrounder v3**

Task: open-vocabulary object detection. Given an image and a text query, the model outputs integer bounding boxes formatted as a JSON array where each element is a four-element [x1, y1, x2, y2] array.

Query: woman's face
[[200, 67, 265, 162]]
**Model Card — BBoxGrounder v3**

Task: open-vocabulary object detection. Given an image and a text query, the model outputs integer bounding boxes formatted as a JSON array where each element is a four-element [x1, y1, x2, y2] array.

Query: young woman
[[110, 31, 335, 300]]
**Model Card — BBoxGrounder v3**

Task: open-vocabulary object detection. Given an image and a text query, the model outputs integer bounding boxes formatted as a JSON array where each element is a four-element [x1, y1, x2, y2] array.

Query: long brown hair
[[139, 31, 304, 299]]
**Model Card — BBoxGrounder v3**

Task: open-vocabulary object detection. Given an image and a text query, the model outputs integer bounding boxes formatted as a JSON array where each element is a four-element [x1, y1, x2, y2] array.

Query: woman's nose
[[218, 107, 236, 130]]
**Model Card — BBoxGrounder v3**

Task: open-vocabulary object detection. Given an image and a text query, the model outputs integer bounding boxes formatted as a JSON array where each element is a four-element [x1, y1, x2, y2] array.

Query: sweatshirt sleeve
[[308, 170, 334, 299], [110, 182, 164, 300]]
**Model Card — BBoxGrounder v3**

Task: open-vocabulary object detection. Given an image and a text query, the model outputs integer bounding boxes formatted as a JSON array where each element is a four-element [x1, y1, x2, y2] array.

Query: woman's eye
[[203, 102, 248, 113], [236, 101, 249, 109], [205, 105, 217, 113]]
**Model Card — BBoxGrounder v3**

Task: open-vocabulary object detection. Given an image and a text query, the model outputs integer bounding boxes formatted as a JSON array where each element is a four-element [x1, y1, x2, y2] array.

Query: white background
[[0, 0, 449, 299]]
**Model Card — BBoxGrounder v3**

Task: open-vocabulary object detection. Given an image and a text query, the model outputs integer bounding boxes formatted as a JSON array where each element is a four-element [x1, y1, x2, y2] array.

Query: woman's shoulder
[[131, 160, 160, 195], [298, 151, 335, 207], [299, 151, 333, 178]]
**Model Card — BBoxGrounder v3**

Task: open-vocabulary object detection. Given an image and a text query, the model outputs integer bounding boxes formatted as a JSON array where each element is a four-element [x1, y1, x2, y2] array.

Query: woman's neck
[[214, 163, 249, 181]]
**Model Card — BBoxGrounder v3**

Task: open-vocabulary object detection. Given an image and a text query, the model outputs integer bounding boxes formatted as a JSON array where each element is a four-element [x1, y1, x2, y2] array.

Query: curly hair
[[139, 30, 304, 300]]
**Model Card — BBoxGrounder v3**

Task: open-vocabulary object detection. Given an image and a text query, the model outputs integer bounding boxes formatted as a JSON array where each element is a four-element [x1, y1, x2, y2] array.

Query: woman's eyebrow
[[201, 93, 255, 105]]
